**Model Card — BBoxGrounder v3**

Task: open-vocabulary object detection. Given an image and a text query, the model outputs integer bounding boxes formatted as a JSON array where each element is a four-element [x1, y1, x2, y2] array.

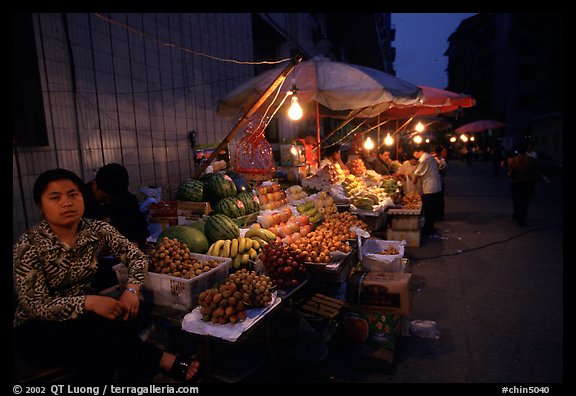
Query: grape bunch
[[259, 241, 307, 289]]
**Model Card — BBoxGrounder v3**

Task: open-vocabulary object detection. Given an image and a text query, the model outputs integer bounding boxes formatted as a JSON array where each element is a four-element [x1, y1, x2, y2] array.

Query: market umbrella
[[354, 85, 476, 119], [455, 119, 506, 134], [216, 55, 423, 120]]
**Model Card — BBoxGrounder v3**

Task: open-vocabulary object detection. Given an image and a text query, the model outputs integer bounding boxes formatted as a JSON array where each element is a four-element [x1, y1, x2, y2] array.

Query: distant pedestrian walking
[[506, 142, 539, 226], [488, 143, 503, 177]]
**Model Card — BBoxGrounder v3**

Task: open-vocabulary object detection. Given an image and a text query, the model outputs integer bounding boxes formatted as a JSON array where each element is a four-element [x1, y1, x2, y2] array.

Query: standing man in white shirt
[[412, 146, 443, 235]]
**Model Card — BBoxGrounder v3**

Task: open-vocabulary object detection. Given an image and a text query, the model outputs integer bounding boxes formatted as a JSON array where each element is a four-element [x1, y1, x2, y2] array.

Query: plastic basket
[[113, 253, 231, 311]]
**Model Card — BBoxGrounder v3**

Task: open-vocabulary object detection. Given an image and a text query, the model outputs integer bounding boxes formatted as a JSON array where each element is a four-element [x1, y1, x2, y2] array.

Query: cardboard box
[[386, 228, 421, 247], [389, 215, 423, 231], [176, 200, 212, 217], [347, 272, 412, 315], [360, 239, 405, 272], [343, 311, 401, 350]]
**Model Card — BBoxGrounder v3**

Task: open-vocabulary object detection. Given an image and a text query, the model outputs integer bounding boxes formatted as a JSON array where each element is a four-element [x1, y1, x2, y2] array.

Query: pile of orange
[[288, 212, 368, 263]]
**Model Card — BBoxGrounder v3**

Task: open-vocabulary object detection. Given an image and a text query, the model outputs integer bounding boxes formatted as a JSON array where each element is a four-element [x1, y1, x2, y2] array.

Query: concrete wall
[[13, 13, 254, 242]]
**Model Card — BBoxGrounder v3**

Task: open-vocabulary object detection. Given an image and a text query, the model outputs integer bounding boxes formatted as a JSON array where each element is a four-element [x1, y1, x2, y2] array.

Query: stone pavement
[[242, 159, 565, 384]]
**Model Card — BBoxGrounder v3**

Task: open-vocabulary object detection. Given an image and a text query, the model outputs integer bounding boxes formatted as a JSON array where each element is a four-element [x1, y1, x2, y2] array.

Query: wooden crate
[[300, 293, 345, 319]]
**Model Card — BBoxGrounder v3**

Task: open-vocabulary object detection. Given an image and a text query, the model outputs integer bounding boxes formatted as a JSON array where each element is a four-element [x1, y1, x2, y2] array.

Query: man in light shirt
[[412, 146, 443, 235]]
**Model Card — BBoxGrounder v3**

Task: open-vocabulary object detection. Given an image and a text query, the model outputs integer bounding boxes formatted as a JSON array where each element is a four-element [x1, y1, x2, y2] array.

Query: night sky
[[392, 13, 477, 89]]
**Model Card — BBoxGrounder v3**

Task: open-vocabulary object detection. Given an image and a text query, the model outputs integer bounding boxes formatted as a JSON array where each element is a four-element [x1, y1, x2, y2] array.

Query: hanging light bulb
[[290, 144, 299, 156], [413, 135, 423, 144], [460, 134, 469, 142], [449, 136, 457, 143], [364, 136, 375, 150], [288, 93, 303, 120], [384, 132, 394, 146], [415, 121, 425, 133], [288, 76, 303, 121], [470, 136, 475, 142]]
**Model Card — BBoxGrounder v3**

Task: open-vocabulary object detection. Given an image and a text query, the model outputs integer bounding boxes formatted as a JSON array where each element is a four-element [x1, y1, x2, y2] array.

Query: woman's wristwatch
[[126, 287, 139, 295]]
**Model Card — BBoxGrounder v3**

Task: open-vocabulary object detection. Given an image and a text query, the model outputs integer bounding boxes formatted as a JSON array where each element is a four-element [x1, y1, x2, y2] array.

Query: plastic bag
[[409, 320, 441, 339]]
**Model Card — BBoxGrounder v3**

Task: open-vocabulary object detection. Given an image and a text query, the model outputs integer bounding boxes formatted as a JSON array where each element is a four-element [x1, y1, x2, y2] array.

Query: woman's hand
[[85, 295, 128, 320], [119, 286, 141, 321]]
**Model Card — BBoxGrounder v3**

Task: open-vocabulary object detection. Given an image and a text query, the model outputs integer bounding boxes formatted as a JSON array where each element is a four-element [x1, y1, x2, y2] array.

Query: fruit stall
[[97, 149, 426, 382]]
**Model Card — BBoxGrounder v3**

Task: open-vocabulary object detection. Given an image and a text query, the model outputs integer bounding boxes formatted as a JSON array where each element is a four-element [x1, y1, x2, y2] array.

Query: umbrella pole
[[316, 101, 321, 168], [193, 55, 302, 178]]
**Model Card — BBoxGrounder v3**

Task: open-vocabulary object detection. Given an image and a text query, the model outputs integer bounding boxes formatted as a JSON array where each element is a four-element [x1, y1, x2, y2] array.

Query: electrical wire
[[93, 13, 292, 66], [408, 225, 562, 261]]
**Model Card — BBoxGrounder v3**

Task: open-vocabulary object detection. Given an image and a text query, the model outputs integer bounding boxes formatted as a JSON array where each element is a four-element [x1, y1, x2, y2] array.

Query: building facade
[[445, 13, 563, 163]]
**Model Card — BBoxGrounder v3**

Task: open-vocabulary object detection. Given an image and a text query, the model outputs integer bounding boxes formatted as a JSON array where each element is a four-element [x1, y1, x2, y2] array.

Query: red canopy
[[455, 119, 506, 133], [355, 85, 475, 119]]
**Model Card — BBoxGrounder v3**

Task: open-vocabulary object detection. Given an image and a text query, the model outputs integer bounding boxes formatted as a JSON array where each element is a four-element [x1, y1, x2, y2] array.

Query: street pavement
[[379, 159, 564, 384], [243, 159, 565, 385]]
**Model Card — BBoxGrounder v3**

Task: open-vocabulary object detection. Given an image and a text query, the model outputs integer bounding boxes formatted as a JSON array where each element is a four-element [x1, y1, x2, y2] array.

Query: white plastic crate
[[113, 253, 231, 311]]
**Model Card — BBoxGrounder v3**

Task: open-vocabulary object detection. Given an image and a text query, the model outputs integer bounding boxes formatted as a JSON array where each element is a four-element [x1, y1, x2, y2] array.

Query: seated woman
[[13, 168, 199, 383]]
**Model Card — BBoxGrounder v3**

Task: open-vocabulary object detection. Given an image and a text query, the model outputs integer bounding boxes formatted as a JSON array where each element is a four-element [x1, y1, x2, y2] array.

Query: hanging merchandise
[[233, 113, 276, 182]]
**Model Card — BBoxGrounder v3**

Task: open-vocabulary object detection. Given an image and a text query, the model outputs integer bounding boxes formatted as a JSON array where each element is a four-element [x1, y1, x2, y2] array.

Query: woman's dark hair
[[324, 144, 341, 158], [33, 168, 84, 205]]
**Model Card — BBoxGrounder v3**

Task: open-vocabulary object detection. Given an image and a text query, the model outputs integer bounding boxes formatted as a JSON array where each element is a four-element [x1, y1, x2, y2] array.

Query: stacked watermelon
[[203, 173, 237, 205], [204, 214, 240, 244], [237, 191, 261, 214], [214, 197, 246, 218], [176, 178, 204, 202]]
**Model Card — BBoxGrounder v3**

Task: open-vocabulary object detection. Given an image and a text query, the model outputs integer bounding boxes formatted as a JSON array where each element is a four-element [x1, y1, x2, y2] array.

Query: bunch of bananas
[[206, 228, 277, 269]]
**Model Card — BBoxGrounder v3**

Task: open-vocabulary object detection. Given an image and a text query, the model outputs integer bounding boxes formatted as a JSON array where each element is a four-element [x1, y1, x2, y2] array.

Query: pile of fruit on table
[[143, 169, 378, 325]]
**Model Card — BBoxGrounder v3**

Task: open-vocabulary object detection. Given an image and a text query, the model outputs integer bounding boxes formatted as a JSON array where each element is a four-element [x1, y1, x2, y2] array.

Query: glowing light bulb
[[288, 95, 303, 120], [425, 138, 430, 144], [460, 134, 468, 142], [415, 121, 425, 132], [364, 136, 375, 150], [450, 136, 457, 143], [290, 145, 298, 156], [384, 133, 394, 146], [413, 135, 423, 144], [470, 136, 475, 142]]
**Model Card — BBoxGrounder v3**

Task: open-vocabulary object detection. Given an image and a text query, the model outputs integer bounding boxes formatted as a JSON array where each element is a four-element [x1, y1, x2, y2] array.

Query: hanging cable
[[93, 13, 292, 66]]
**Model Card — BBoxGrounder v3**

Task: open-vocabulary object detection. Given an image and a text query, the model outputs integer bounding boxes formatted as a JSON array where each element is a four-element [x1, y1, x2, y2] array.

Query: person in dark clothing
[[13, 168, 200, 383], [84, 163, 149, 248], [365, 146, 395, 175], [84, 163, 150, 289], [488, 143, 504, 177], [506, 143, 539, 226]]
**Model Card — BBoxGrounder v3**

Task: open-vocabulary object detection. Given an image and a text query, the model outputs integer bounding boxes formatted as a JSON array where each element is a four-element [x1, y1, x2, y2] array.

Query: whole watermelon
[[204, 214, 240, 244], [214, 197, 246, 218], [236, 191, 259, 214], [176, 179, 204, 202], [203, 173, 237, 206], [157, 226, 209, 254]]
